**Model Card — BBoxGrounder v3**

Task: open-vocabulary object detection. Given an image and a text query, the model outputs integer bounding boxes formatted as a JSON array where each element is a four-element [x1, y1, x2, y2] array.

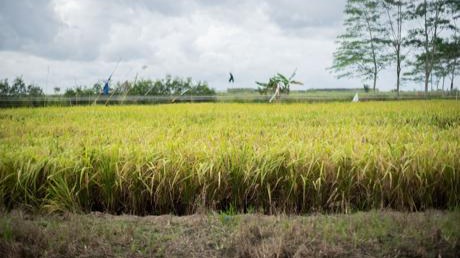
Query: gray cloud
[[0, 0, 346, 60], [266, 0, 345, 28], [1, 0, 394, 93], [0, 0, 61, 50]]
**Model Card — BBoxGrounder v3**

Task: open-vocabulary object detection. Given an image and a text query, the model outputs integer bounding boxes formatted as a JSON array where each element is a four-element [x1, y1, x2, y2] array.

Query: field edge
[[1, 209, 459, 257]]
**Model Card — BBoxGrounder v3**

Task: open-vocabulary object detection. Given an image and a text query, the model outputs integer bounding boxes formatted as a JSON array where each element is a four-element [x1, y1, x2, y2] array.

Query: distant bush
[[64, 83, 102, 97], [363, 84, 370, 92], [307, 88, 364, 92], [227, 88, 257, 94], [0, 77, 44, 97], [61, 75, 216, 97], [116, 75, 216, 96]]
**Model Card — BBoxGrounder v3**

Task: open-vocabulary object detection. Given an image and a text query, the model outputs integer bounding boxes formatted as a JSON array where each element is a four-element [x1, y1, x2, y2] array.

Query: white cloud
[[0, 0, 397, 93]]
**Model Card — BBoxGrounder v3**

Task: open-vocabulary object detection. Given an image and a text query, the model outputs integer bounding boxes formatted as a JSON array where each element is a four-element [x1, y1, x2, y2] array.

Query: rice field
[[0, 101, 459, 215]]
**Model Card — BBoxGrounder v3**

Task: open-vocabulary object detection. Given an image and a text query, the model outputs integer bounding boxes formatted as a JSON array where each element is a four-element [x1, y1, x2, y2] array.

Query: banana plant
[[256, 69, 303, 102]]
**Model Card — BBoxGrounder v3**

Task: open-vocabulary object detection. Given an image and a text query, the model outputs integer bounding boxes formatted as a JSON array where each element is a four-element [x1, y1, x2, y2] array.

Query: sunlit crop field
[[1, 101, 459, 215]]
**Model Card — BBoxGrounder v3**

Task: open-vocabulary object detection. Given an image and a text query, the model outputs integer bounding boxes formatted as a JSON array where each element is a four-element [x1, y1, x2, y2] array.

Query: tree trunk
[[430, 73, 433, 92], [425, 70, 430, 95], [423, 0, 440, 96], [436, 76, 440, 91], [451, 59, 457, 92], [373, 71, 377, 92], [442, 74, 445, 95], [364, 11, 378, 92], [451, 77, 455, 92], [384, 2, 403, 97], [396, 50, 401, 97]]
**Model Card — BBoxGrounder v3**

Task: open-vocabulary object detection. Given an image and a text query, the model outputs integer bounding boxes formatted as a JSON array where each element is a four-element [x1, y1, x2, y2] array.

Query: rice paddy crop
[[0, 101, 459, 215]]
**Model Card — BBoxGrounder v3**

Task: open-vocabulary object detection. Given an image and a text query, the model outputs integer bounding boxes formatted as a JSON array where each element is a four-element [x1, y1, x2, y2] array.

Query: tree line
[[63, 75, 215, 97], [330, 0, 460, 95], [0, 75, 216, 97], [0, 77, 44, 97]]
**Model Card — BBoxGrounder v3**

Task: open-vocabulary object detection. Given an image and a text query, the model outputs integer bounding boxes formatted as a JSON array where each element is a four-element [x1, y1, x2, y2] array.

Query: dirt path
[[1, 210, 459, 257]]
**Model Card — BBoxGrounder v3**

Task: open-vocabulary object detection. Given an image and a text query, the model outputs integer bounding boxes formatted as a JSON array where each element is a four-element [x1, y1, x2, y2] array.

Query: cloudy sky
[[0, 0, 398, 93]]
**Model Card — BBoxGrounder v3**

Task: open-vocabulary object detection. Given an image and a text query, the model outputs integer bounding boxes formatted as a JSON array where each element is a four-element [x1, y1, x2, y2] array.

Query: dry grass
[[0, 209, 459, 257]]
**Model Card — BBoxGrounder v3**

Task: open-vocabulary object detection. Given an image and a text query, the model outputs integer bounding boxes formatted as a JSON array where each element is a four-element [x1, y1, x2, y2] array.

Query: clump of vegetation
[[256, 70, 303, 102], [363, 84, 370, 92], [0, 101, 459, 215], [124, 75, 215, 96], [227, 88, 258, 94], [256, 70, 303, 95], [63, 75, 215, 97], [0, 77, 44, 97]]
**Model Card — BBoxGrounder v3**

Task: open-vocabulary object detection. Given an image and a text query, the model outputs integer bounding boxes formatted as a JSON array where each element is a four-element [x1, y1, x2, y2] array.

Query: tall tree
[[53, 87, 61, 95], [330, 0, 388, 91], [10, 77, 27, 96], [406, 0, 452, 94], [432, 40, 450, 92], [444, 38, 460, 91], [26, 84, 44, 97], [382, 0, 409, 96], [434, 36, 460, 92], [446, 0, 460, 91], [0, 79, 9, 97]]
